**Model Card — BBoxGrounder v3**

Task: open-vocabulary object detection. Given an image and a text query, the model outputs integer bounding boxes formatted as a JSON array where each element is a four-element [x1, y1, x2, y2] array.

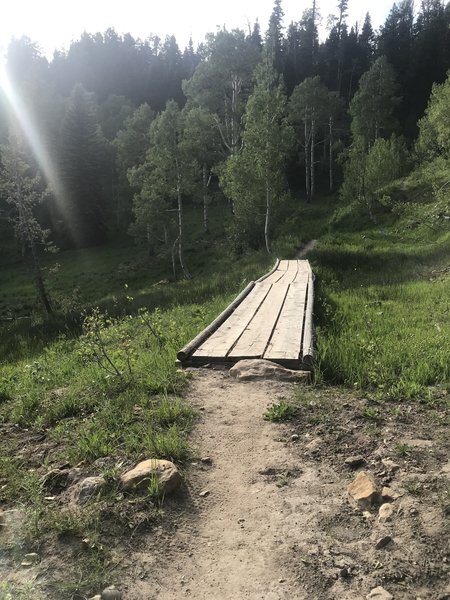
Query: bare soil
[[1, 371, 449, 599]]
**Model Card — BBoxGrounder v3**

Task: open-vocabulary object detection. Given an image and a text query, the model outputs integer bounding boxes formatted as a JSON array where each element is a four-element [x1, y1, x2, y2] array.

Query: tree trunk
[[305, 115, 311, 202], [176, 172, 190, 280], [202, 163, 208, 232], [30, 238, 53, 315], [329, 114, 333, 192], [310, 116, 315, 201], [264, 174, 271, 254]]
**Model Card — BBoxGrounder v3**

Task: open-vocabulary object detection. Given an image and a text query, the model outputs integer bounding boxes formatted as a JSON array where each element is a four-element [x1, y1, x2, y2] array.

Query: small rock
[[70, 476, 106, 505], [366, 587, 393, 600], [291, 434, 299, 442], [120, 459, 181, 495], [20, 552, 40, 567], [378, 503, 395, 522], [382, 459, 400, 472], [340, 567, 350, 578], [199, 490, 210, 497], [229, 359, 311, 382], [382, 486, 400, 501], [375, 535, 393, 549], [200, 457, 213, 465], [348, 471, 379, 509], [101, 586, 122, 600], [345, 455, 366, 468], [88, 596, 102, 600]]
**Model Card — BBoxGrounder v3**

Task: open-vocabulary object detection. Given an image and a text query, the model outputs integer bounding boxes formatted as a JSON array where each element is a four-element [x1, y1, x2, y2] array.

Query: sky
[[0, 0, 395, 59]]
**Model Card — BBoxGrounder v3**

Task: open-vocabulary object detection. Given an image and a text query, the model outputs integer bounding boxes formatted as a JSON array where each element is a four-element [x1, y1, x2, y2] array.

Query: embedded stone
[[366, 586, 393, 600], [347, 471, 379, 509], [120, 459, 181, 495], [229, 359, 311, 382]]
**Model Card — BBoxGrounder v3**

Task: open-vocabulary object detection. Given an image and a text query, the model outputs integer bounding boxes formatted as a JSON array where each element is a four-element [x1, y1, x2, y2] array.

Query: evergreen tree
[[58, 83, 109, 246], [266, 0, 285, 73]]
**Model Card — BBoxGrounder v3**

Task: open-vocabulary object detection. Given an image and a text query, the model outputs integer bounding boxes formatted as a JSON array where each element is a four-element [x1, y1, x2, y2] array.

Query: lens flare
[[0, 62, 73, 238]]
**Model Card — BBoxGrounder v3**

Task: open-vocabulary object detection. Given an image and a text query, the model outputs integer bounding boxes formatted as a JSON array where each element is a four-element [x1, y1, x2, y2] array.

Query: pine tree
[[59, 83, 109, 246]]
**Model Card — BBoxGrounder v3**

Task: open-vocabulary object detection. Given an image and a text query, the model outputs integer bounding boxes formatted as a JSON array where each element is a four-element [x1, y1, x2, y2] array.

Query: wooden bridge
[[177, 259, 314, 370]]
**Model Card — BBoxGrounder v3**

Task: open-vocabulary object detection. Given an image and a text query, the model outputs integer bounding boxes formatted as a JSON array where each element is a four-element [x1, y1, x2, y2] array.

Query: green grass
[[310, 201, 450, 398]]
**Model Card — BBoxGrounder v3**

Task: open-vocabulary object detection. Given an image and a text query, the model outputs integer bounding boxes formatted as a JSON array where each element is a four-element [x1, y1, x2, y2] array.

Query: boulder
[[229, 359, 311, 382], [120, 459, 181, 495], [348, 471, 379, 509], [70, 476, 106, 505]]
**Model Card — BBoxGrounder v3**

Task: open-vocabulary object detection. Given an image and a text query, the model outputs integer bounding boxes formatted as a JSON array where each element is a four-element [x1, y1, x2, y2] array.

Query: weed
[[264, 401, 297, 422], [395, 443, 414, 457], [404, 480, 423, 495], [362, 406, 381, 421]]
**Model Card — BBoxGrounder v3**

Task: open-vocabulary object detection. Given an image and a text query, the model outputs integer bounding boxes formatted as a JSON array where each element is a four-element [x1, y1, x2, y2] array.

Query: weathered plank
[[263, 282, 307, 360], [184, 258, 314, 370], [194, 283, 272, 358], [177, 281, 255, 361], [301, 271, 314, 364], [228, 283, 290, 359]]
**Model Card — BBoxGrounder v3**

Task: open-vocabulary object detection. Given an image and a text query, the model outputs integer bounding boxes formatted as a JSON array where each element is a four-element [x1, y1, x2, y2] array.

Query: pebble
[[382, 458, 400, 472], [200, 457, 213, 464], [199, 490, 210, 497], [20, 553, 40, 567], [378, 503, 394, 522], [366, 586, 393, 600], [345, 455, 366, 468], [101, 586, 122, 600], [291, 434, 299, 441], [375, 535, 393, 550]]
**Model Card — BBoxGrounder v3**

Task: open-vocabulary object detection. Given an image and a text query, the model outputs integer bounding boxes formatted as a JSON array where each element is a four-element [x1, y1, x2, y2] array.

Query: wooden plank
[[193, 283, 273, 358], [261, 259, 290, 285], [302, 272, 314, 364], [228, 283, 290, 359], [177, 281, 255, 361], [263, 282, 308, 360]]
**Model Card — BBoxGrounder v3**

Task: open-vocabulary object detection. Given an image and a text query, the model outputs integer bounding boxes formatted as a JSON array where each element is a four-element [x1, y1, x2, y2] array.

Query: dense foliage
[[0, 0, 449, 308]]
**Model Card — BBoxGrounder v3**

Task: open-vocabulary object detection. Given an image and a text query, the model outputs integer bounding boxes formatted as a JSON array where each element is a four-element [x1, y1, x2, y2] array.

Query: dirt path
[[296, 239, 317, 258], [126, 371, 339, 600], [123, 371, 450, 600]]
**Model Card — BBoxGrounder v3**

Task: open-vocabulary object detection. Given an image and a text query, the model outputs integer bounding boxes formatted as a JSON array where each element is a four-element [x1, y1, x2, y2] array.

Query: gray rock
[[229, 359, 311, 382], [70, 476, 106, 505], [199, 490, 210, 497], [290, 434, 299, 441], [382, 458, 400, 472], [375, 535, 393, 549], [366, 587, 393, 600], [101, 586, 122, 600], [200, 456, 213, 464], [345, 455, 366, 468], [120, 459, 181, 495], [88, 596, 102, 600]]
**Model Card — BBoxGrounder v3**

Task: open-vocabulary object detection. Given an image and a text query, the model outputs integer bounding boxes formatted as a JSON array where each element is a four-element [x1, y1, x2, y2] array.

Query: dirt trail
[[127, 371, 338, 600], [296, 239, 317, 258], [123, 371, 450, 600]]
